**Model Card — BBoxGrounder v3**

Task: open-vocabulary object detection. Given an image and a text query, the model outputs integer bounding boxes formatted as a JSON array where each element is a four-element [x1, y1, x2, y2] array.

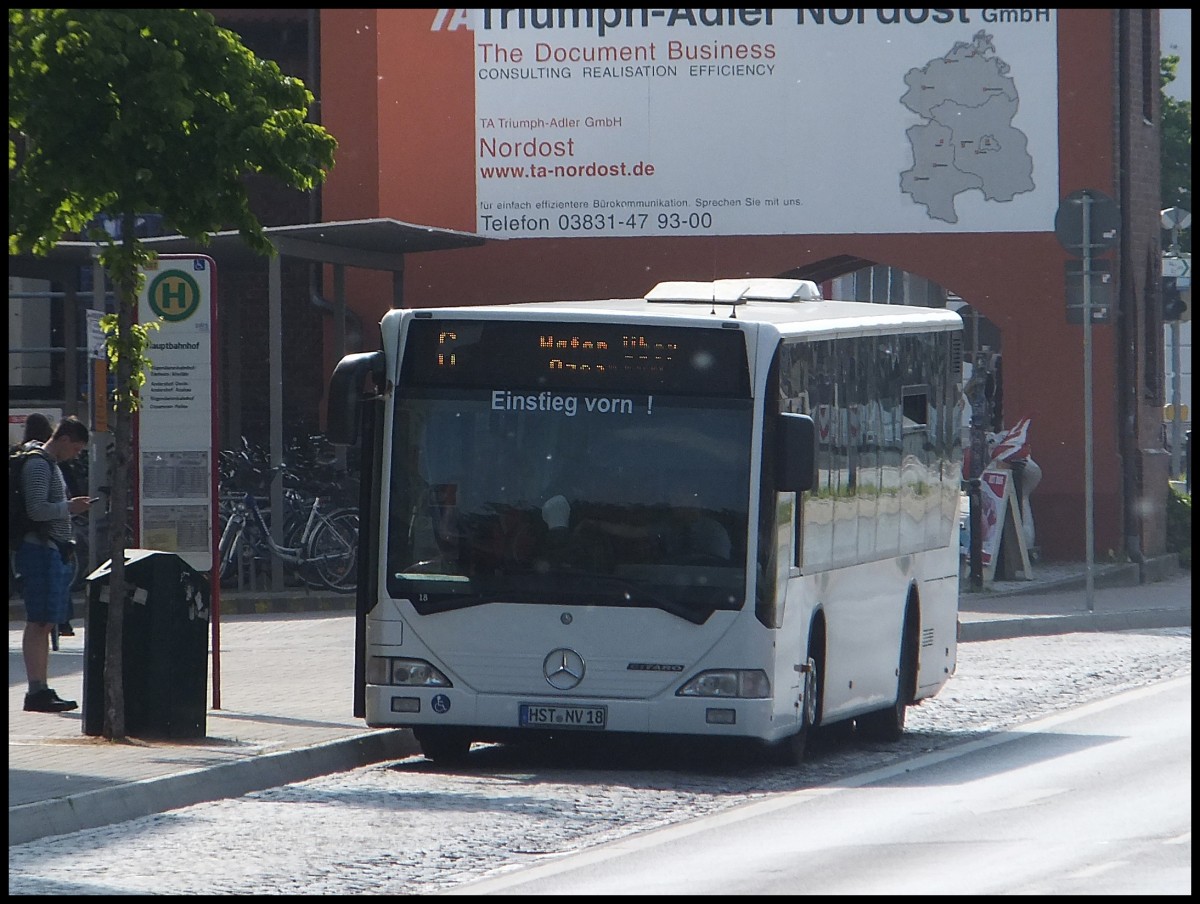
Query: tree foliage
[[9, 8, 336, 739], [1160, 54, 1191, 252], [1165, 484, 1191, 569]]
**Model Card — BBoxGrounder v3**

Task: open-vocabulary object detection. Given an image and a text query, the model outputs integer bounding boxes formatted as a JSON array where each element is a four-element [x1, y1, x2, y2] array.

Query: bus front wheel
[[768, 655, 817, 766], [856, 611, 916, 742]]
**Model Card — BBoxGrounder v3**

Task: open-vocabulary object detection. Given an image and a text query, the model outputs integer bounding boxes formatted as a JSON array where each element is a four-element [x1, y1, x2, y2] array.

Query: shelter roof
[[9, 217, 489, 280]]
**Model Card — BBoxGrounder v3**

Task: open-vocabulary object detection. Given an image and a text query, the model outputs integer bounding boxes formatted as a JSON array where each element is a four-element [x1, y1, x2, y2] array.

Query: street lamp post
[[1161, 207, 1191, 481]]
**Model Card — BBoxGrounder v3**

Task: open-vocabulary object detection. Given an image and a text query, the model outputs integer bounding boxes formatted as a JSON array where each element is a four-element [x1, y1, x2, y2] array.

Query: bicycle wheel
[[284, 506, 325, 590], [306, 509, 359, 593], [217, 517, 250, 588]]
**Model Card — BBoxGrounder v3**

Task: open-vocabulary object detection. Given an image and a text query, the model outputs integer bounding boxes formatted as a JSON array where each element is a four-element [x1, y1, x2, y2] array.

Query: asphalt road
[[8, 626, 1190, 896], [459, 676, 1191, 894]]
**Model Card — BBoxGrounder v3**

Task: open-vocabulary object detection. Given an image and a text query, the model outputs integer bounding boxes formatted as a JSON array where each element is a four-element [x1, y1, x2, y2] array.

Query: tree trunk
[[102, 305, 130, 740], [101, 223, 141, 740]]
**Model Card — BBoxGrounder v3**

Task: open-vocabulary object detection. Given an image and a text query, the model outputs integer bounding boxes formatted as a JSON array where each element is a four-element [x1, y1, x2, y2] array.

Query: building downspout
[[308, 8, 322, 225], [310, 284, 363, 353], [1115, 11, 1145, 564], [302, 11, 362, 398]]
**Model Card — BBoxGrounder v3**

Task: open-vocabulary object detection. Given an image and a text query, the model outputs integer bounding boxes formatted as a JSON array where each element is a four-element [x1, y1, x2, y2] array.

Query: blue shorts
[[17, 541, 73, 625]]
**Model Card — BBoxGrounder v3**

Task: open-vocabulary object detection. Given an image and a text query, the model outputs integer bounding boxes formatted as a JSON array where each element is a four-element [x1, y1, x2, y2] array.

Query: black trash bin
[[83, 549, 210, 738]]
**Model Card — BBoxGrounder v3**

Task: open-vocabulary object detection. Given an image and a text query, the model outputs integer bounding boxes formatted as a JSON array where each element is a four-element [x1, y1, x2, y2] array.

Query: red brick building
[[210, 9, 1168, 563]]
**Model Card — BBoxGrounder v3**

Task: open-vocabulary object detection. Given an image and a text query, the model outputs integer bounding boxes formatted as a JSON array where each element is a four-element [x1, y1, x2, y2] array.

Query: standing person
[[19, 411, 53, 449], [16, 413, 81, 636], [17, 416, 94, 713], [13, 413, 72, 636]]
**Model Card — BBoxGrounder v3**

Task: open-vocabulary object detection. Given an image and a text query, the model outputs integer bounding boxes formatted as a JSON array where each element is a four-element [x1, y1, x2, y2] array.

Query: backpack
[[8, 445, 53, 551]]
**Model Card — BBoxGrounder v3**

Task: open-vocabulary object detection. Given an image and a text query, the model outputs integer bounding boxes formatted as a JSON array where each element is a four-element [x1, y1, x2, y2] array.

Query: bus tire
[[857, 604, 917, 742], [768, 653, 818, 766], [414, 727, 473, 766]]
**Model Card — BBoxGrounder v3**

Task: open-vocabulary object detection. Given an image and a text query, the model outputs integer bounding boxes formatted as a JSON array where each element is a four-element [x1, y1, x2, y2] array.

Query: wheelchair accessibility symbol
[[431, 694, 451, 714]]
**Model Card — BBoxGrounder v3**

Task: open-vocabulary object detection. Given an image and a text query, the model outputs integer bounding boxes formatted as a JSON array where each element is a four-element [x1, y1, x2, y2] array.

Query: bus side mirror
[[327, 351, 386, 445], [777, 412, 817, 493]]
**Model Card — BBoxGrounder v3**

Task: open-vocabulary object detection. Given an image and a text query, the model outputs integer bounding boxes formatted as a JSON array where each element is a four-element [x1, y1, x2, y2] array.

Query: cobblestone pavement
[[8, 627, 1190, 896]]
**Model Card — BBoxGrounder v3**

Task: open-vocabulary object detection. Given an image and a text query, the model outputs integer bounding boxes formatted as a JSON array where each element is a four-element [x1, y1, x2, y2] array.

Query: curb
[[8, 728, 418, 846], [213, 592, 356, 616], [959, 607, 1192, 643], [962, 562, 1143, 600]]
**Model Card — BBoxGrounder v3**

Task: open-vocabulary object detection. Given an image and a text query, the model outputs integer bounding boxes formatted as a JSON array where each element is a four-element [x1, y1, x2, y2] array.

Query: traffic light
[[1162, 276, 1187, 321]]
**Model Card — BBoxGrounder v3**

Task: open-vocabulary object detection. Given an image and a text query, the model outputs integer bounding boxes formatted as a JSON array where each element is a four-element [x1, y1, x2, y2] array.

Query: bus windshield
[[385, 321, 753, 624]]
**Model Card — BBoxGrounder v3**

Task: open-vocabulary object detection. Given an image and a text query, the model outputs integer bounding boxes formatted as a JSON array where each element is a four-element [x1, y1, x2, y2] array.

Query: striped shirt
[[20, 449, 73, 545]]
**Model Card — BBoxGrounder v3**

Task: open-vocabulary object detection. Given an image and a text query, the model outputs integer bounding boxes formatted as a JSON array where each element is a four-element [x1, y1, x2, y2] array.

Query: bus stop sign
[[1054, 189, 1120, 256]]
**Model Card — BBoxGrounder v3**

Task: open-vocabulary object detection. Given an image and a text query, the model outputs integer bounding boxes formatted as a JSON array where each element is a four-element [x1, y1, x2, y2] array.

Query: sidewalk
[[9, 558, 1190, 846], [956, 554, 1188, 640]]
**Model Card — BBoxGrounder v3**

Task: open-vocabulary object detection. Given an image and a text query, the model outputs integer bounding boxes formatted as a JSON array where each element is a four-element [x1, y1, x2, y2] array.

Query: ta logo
[[430, 9, 474, 31], [147, 270, 202, 322], [431, 694, 451, 714]]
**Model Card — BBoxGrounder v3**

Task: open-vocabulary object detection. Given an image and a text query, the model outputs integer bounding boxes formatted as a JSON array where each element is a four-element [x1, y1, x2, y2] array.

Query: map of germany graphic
[[900, 30, 1035, 223]]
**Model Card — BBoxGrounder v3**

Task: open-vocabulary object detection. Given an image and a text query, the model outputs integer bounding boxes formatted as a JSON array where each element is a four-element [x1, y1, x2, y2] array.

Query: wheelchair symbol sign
[[147, 270, 202, 322]]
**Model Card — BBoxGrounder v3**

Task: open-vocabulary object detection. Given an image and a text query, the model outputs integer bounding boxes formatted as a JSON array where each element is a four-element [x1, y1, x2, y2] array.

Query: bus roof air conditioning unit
[[646, 278, 822, 305]]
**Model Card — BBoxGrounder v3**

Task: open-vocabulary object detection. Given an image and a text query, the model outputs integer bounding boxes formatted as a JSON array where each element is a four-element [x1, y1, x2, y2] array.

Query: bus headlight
[[676, 669, 770, 699], [367, 656, 452, 688]]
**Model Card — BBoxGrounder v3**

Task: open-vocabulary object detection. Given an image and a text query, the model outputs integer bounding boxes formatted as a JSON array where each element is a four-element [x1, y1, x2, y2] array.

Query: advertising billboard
[[432, 8, 1061, 238]]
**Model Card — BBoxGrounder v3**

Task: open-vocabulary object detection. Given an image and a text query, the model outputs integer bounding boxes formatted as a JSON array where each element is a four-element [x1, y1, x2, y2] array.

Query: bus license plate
[[519, 703, 607, 730]]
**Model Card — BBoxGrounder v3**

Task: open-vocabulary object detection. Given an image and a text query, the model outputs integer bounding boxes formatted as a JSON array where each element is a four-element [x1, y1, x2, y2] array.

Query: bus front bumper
[[364, 684, 797, 742]]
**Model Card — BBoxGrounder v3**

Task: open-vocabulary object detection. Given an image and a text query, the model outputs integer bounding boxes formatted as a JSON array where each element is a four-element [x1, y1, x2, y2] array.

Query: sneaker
[[23, 688, 78, 713], [57, 622, 75, 637]]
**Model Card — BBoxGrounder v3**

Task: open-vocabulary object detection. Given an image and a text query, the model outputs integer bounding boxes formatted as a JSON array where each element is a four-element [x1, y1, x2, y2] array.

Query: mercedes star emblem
[[543, 648, 586, 690]]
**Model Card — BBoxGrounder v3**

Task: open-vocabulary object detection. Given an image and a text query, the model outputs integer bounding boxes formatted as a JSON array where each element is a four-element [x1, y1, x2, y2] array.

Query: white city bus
[[329, 278, 963, 764]]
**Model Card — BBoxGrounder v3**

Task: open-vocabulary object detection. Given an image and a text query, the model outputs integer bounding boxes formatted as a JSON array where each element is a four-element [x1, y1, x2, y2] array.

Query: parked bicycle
[[217, 487, 358, 593], [217, 443, 359, 594]]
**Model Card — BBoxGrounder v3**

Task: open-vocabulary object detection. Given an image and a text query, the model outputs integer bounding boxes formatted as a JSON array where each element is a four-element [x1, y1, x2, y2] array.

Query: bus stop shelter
[[9, 218, 489, 591]]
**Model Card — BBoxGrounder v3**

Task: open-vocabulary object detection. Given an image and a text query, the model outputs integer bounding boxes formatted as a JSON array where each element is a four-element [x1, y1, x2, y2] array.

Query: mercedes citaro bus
[[328, 278, 963, 764]]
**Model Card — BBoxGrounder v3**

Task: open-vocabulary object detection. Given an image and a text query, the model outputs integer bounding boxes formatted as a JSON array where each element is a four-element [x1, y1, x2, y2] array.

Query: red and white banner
[[989, 416, 1031, 463]]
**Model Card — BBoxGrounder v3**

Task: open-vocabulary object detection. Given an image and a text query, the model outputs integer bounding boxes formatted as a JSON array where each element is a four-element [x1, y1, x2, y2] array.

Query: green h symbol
[[149, 271, 200, 321], [158, 278, 189, 313]]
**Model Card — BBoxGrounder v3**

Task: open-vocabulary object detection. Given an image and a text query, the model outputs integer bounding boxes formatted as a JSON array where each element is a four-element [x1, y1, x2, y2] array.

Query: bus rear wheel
[[414, 727, 473, 766]]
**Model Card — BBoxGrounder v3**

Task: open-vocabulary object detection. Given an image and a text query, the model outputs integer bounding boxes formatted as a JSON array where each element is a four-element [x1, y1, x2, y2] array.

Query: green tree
[[1161, 54, 1191, 252], [9, 9, 336, 739]]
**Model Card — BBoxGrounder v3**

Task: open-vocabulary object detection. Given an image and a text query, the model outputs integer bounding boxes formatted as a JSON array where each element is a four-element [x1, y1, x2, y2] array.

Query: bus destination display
[[401, 318, 750, 397]]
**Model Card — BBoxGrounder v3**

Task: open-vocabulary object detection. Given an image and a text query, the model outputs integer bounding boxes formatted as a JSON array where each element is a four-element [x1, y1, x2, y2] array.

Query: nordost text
[[492, 390, 652, 416]]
